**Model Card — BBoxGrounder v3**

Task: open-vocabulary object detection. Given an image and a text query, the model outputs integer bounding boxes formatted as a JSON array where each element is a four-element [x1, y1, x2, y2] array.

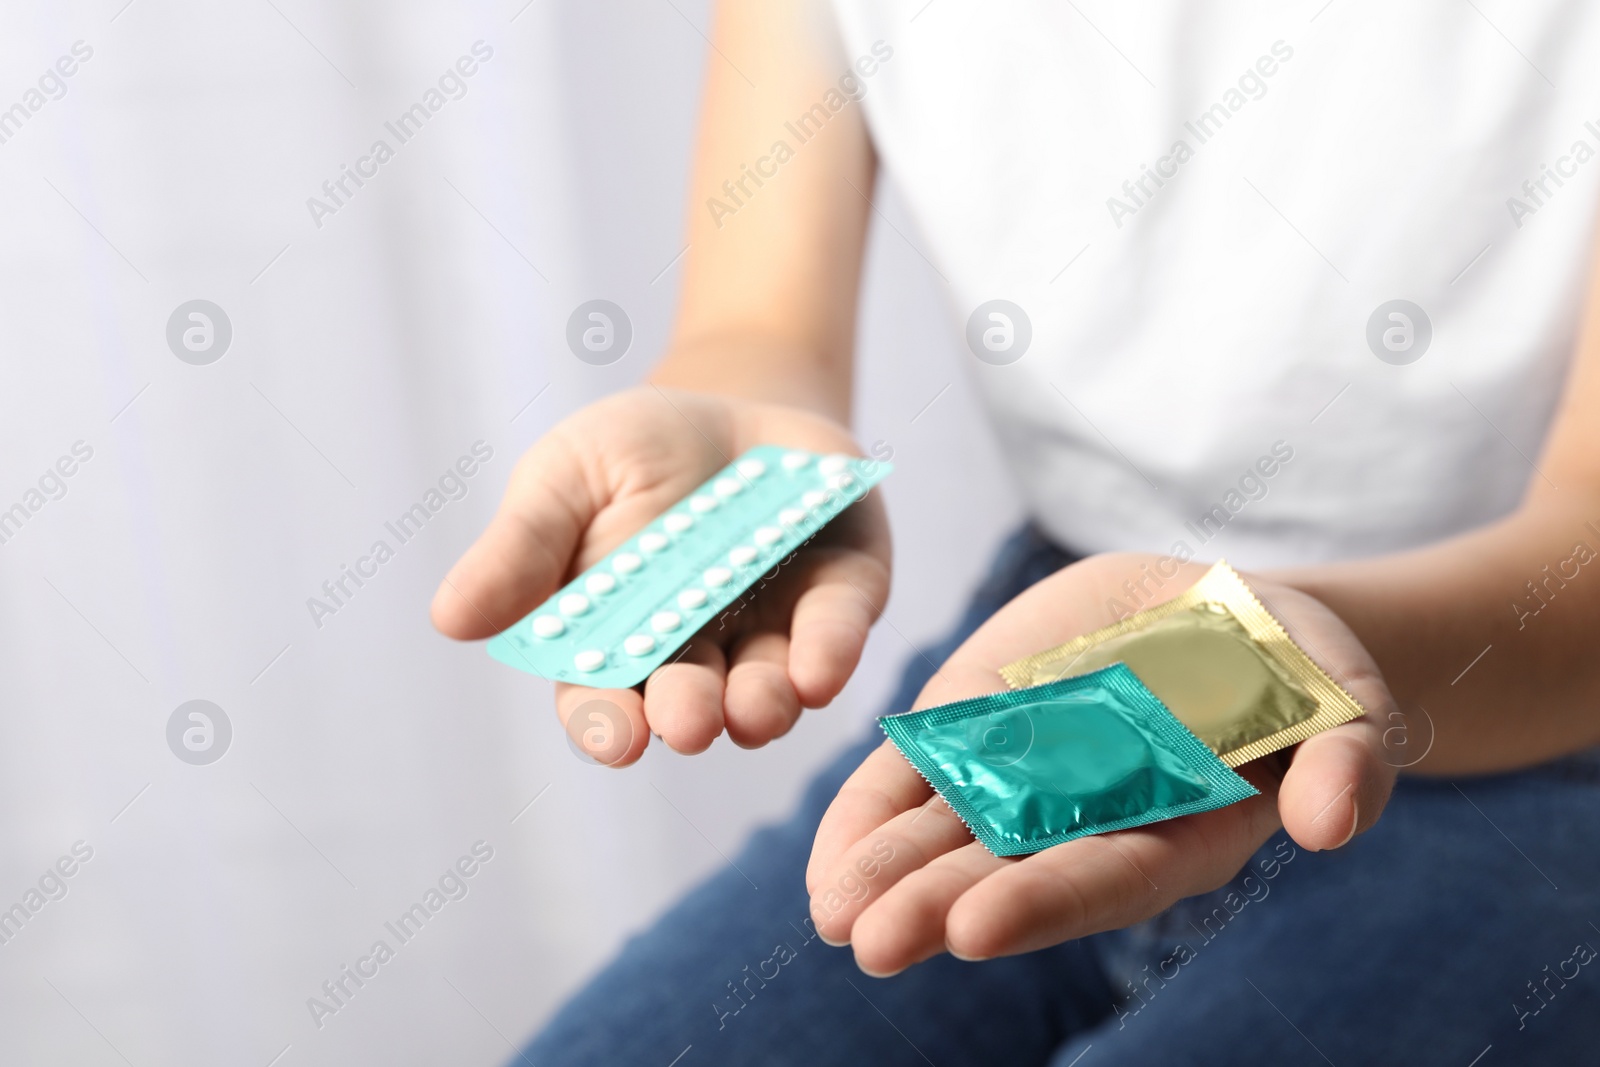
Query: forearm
[[646, 0, 873, 427], [1273, 492, 1600, 775]]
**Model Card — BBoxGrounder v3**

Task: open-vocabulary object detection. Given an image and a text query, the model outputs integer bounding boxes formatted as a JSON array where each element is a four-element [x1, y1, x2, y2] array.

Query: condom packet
[[487, 445, 891, 689], [1000, 561, 1366, 768], [879, 665, 1258, 857]]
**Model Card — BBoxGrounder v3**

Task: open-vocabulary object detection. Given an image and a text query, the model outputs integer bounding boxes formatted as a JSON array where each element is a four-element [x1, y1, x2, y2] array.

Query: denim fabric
[[520, 528, 1600, 1066]]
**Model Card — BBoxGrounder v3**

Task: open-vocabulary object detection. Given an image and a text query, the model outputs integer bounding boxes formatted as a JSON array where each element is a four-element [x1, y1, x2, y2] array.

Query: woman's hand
[[432, 385, 891, 766], [804, 553, 1395, 976]]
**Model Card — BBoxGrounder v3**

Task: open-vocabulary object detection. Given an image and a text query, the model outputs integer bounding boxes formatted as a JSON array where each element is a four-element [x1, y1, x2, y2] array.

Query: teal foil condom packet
[[879, 665, 1258, 858], [487, 445, 891, 689]]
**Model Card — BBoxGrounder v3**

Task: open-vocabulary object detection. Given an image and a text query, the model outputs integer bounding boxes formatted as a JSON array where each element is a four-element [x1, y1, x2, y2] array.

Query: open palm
[[805, 553, 1396, 977], [432, 385, 890, 765]]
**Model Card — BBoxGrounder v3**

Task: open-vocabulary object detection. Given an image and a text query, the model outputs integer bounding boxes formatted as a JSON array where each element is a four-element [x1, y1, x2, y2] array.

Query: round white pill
[[531, 616, 565, 639], [559, 594, 590, 616], [827, 472, 856, 492], [736, 458, 767, 479], [585, 573, 616, 596], [664, 514, 694, 533], [624, 634, 657, 657], [640, 532, 669, 553], [781, 451, 811, 470], [729, 545, 757, 567], [779, 508, 807, 526], [574, 649, 605, 672], [713, 477, 743, 497], [819, 454, 850, 476], [802, 490, 828, 509], [651, 611, 682, 632], [704, 566, 732, 587], [678, 589, 708, 610], [754, 525, 783, 546], [613, 552, 643, 575], [689, 495, 718, 513]]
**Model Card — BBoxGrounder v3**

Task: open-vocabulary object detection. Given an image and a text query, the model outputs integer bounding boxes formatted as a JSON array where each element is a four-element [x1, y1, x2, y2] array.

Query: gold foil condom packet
[[999, 561, 1367, 768]]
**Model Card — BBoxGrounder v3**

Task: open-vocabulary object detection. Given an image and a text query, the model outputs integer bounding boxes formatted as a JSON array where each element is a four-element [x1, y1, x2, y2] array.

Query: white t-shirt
[[831, 0, 1600, 567]]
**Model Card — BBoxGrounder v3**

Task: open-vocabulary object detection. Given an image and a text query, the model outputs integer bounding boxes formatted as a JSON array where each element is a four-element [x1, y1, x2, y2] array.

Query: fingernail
[[857, 961, 902, 979], [1305, 783, 1356, 852], [1332, 797, 1360, 849]]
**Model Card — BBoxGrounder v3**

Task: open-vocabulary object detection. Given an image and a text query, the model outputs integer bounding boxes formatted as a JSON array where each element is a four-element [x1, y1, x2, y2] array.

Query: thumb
[[431, 433, 596, 639], [1277, 716, 1397, 852]]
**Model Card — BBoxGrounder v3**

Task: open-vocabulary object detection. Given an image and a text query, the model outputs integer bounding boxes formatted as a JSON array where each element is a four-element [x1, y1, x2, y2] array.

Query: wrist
[[649, 334, 852, 423]]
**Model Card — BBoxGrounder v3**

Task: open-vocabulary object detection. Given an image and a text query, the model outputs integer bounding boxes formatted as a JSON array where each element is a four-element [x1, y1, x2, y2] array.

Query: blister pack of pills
[[487, 445, 892, 689]]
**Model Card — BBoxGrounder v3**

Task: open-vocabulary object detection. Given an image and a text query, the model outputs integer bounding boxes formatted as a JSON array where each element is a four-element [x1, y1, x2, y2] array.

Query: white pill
[[703, 566, 732, 587], [664, 514, 694, 533], [531, 616, 565, 639], [574, 649, 605, 672], [729, 545, 757, 567], [713, 477, 743, 497], [613, 552, 643, 575], [819, 454, 850, 476], [624, 634, 657, 657], [559, 594, 590, 616], [651, 611, 682, 632], [736, 458, 767, 479], [779, 508, 807, 526], [640, 532, 669, 553], [678, 589, 708, 610], [827, 472, 856, 492], [585, 573, 616, 596], [781, 451, 811, 470], [689, 495, 718, 513], [802, 490, 828, 509], [754, 525, 783, 545]]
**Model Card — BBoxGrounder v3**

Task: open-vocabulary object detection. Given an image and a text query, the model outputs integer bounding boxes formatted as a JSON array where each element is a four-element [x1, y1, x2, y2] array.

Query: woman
[[434, 1, 1600, 1061]]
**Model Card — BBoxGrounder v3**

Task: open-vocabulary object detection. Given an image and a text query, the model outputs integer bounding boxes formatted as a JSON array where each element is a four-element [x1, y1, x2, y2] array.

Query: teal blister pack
[[879, 665, 1258, 857], [488, 445, 891, 689]]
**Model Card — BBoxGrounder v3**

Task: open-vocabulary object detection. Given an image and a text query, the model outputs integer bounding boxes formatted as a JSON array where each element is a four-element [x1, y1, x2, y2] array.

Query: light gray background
[[0, 2, 1020, 1064]]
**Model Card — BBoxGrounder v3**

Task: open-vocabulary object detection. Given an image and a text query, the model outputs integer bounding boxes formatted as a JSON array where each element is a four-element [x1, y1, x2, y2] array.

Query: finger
[[850, 842, 1007, 977], [808, 794, 974, 946], [1278, 715, 1396, 852], [641, 638, 729, 755], [946, 773, 1283, 961], [945, 835, 1155, 962], [723, 631, 802, 748], [553, 684, 648, 768], [787, 501, 892, 708], [806, 740, 931, 894], [431, 434, 595, 639]]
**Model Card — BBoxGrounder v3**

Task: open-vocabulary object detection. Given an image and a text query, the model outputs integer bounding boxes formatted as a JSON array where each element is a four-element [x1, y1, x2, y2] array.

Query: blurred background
[[0, 1, 1020, 1063]]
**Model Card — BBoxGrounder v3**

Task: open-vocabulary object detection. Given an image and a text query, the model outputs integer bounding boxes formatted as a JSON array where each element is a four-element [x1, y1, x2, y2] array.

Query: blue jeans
[[522, 527, 1600, 1066]]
